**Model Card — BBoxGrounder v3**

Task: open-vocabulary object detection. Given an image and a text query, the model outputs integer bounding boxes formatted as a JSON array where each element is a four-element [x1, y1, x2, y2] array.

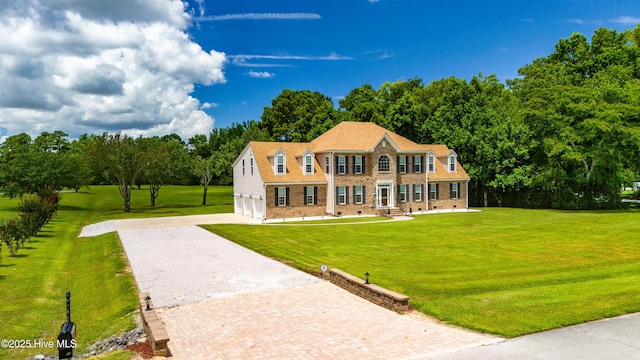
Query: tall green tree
[[261, 89, 339, 142], [89, 133, 147, 212], [510, 26, 640, 209]]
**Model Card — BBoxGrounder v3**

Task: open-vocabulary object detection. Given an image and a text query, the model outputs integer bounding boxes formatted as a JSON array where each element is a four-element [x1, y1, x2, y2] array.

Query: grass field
[[2, 185, 639, 359], [204, 208, 640, 337], [0, 185, 232, 360]]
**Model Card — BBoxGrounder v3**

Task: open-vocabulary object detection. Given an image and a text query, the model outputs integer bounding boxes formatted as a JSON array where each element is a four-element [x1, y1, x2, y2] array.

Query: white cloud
[[229, 52, 353, 67], [196, 13, 321, 21], [612, 16, 640, 25], [201, 102, 219, 109], [0, 0, 226, 141], [248, 71, 275, 78]]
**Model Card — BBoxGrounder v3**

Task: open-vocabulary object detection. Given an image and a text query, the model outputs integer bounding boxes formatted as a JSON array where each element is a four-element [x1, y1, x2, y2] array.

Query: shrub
[[0, 218, 29, 256]]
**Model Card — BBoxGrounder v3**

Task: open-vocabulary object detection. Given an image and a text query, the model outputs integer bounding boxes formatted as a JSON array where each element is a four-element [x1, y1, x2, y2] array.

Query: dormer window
[[276, 154, 285, 175], [449, 155, 456, 172], [305, 155, 313, 175], [428, 155, 435, 172]]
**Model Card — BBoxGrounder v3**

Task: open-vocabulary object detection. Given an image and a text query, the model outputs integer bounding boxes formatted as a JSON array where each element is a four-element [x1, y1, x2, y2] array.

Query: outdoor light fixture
[[364, 272, 370, 284], [144, 295, 151, 311]]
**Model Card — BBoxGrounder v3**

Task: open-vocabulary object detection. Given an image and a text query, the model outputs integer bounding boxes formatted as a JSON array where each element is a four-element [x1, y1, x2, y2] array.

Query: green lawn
[[204, 208, 640, 337], [0, 185, 232, 360]]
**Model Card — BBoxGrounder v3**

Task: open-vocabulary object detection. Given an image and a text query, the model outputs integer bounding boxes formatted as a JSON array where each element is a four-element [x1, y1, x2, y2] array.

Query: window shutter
[[397, 185, 400, 201], [352, 156, 356, 174], [458, 183, 461, 199], [345, 156, 349, 174], [421, 184, 425, 201], [314, 186, 318, 205], [353, 186, 356, 204], [286, 187, 290, 206], [412, 184, 416, 201], [450, 183, 454, 199], [303, 187, 308, 205], [362, 157, 366, 174], [274, 187, 278, 206], [336, 187, 339, 205], [397, 156, 400, 172], [436, 184, 440, 200], [421, 156, 425, 173], [335, 156, 338, 174], [346, 186, 350, 205], [362, 185, 366, 204]]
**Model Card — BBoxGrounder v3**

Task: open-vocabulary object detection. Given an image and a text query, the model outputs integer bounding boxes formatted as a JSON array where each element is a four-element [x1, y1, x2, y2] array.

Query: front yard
[[204, 208, 640, 337]]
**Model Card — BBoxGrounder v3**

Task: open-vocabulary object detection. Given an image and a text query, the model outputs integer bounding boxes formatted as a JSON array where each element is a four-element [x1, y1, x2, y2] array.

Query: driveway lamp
[[144, 295, 152, 311], [365, 272, 370, 284]]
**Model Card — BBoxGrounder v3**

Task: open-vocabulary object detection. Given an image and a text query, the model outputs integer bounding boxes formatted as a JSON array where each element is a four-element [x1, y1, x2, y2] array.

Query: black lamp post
[[364, 272, 370, 284], [144, 295, 152, 311]]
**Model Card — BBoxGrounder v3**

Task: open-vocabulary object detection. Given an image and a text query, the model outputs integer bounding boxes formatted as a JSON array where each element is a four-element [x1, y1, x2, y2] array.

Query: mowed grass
[[0, 185, 232, 360], [204, 208, 640, 337]]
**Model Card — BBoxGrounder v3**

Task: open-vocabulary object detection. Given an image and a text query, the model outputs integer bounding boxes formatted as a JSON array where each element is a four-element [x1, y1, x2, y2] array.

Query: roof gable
[[310, 121, 426, 152]]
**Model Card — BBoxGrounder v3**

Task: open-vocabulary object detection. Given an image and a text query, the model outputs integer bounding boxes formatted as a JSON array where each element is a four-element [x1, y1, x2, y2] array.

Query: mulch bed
[[125, 341, 154, 359]]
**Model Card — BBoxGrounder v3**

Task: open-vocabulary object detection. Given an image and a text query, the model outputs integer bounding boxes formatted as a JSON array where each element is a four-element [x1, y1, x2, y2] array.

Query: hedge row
[[0, 188, 59, 257]]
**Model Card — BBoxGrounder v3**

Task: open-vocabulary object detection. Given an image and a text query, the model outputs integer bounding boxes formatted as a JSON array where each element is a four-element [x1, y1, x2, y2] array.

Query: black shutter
[[397, 156, 400, 172], [362, 156, 366, 174], [397, 185, 401, 201], [421, 156, 425, 173], [421, 184, 425, 201], [303, 187, 308, 205], [353, 156, 356, 174], [286, 187, 290, 206], [353, 186, 357, 204], [314, 186, 318, 205], [362, 186, 366, 204], [450, 183, 454, 199], [336, 186, 339, 204], [274, 187, 278, 206], [436, 184, 440, 200], [412, 184, 416, 201], [346, 186, 350, 204], [345, 156, 349, 174], [335, 156, 338, 174], [458, 183, 461, 199]]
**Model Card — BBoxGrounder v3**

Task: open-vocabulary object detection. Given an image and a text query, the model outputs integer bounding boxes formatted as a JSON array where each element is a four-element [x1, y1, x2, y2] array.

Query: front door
[[381, 188, 388, 206]]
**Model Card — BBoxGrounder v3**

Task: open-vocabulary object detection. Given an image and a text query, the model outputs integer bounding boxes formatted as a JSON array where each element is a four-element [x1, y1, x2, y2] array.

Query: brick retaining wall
[[329, 269, 409, 313]]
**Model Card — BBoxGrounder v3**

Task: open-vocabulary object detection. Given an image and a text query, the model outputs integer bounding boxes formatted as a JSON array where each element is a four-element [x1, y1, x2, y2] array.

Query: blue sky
[[187, 0, 640, 129], [0, 0, 638, 140]]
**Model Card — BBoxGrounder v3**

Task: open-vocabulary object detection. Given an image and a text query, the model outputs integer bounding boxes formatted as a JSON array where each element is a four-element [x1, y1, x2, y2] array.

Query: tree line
[[1, 26, 639, 211]]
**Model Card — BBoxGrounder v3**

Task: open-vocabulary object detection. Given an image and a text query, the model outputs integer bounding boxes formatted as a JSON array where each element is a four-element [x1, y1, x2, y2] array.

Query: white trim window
[[325, 156, 330, 173], [413, 184, 422, 201], [449, 155, 456, 172], [337, 186, 346, 204], [354, 186, 363, 204], [306, 186, 315, 205], [277, 187, 287, 206], [413, 155, 422, 173], [428, 155, 435, 172], [429, 183, 439, 200], [354, 156, 363, 174], [398, 156, 407, 173], [338, 156, 346, 174], [276, 154, 285, 175], [378, 155, 390, 172], [250, 157, 254, 175], [398, 184, 407, 202], [450, 183, 459, 199], [305, 155, 313, 175], [242, 159, 245, 175]]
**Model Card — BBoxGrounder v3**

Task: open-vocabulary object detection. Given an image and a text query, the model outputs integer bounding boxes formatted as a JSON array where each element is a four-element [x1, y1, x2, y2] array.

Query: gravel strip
[[78, 220, 116, 237], [118, 225, 321, 308]]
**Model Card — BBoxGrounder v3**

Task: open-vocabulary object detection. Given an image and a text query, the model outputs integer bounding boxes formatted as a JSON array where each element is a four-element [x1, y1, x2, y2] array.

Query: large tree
[[89, 133, 147, 212], [509, 26, 640, 208], [261, 89, 339, 142]]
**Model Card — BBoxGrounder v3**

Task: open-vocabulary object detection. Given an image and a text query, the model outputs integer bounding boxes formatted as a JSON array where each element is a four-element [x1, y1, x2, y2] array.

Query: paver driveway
[[114, 218, 500, 359]]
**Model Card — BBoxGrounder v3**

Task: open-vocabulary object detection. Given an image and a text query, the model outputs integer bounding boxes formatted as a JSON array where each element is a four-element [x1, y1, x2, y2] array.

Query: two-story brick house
[[233, 122, 470, 220]]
